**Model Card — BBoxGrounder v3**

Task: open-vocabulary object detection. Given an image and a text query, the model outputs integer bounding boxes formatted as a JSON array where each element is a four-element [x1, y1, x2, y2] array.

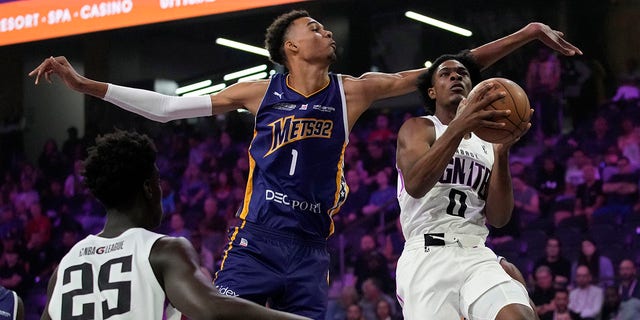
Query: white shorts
[[396, 233, 530, 320]]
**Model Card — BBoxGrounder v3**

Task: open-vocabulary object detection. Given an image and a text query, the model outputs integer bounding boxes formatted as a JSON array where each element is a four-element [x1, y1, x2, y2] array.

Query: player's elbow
[[486, 211, 512, 228]]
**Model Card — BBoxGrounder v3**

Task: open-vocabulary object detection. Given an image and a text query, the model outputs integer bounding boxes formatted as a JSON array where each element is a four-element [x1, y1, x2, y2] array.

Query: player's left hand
[[494, 111, 533, 151], [528, 22, 583, 56]]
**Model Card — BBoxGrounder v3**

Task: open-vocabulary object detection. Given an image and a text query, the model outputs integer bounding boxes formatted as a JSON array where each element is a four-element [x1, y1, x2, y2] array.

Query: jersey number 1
[[61, 255, 132, 319]]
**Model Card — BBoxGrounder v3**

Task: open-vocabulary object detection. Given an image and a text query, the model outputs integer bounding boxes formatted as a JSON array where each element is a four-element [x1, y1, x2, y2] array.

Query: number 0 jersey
[[48, 228, 174, 320], [397, 115, 495, 240], [239, 73, 349, 239]]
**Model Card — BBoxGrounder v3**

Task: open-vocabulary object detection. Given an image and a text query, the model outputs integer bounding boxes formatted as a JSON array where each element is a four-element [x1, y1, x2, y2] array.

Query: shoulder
[[150, 236, 196, 267], [398, 117, 434, 137]]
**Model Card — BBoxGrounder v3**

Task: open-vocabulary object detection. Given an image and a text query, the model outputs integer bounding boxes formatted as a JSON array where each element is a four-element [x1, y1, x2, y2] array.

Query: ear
[[427, 87, 436, 99], [142, 180, 153, 200], [285, 40, 298, 54]]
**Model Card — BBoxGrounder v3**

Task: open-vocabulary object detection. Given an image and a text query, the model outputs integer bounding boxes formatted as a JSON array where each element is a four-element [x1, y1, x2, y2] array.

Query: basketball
[[471, 78, 532, 144]]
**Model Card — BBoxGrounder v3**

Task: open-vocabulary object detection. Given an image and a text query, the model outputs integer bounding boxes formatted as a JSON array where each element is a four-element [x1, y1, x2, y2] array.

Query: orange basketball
[[471, 78, 532, 144]]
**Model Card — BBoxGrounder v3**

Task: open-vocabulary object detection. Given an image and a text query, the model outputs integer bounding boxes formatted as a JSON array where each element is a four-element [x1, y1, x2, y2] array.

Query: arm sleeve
[[104, 84, 213, 123]]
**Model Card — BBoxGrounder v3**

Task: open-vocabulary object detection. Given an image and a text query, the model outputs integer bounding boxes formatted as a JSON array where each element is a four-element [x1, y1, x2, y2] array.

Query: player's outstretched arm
[[471, 22, 582, 71], [150, 237, 310, 320], [28, 56, 266, 122]]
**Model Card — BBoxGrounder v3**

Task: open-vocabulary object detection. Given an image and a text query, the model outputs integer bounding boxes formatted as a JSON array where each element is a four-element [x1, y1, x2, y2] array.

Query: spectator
[[568, 265, 604, 320], [37, 139, 67, 182], [531, 265, 556, 319], [367, 114, 395, 144], [61, 126, 85, 161], [534, 237, 572, 289], [338, 169, 369, 229], [326, 285, 359, 320], [63, 159, 86, 212], [179, 163, 209, 214], [573, 164, 604, 225], [362, 170, 398, 227], [189, 231, 215, 279], [572, 237, 615, 287], [358, 278, 396, 320], [526, 46, 562, 138], [346, 304, 365, 320], [548, 288, 579, 320], [374, 299, 399, 320], [353, 235, 393, 295], [599, 284, 640, 320], [617, 118, 640, 170], [596, 156, 639, 219], [0, 249, 28, 296], [579, 116, 616, 161], [535, 156, 566, 217], [167, 213, 191, 239], [611, 76, 640, 102], [617, 259, 640, 301]]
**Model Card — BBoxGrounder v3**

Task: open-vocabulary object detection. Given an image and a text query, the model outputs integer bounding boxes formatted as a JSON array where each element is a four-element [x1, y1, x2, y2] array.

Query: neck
[[434, 105, 458, 125], [99, 209, 140, 238], [286, 63, 330, 96]]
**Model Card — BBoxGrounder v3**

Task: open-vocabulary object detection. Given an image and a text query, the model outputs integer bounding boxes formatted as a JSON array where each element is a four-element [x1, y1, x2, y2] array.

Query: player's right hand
[[453, 80, 509, 133], [28, 56, 84, 91]]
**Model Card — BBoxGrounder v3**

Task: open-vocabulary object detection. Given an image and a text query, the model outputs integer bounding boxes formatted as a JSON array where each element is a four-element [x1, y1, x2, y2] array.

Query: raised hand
[[527, 22, 583, 56], [452, 80, 509, 134], [28, 56, 83, 89]]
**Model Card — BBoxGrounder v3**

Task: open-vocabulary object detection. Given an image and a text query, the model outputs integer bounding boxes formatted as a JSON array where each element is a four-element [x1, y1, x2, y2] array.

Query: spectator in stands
[[61, 126, 85, 162], [611, 76, 640, 103], [367, 114, 395, 144], [600, 150, 620, 182], [375, 298, 400, 320], [37, 139, 68, 182], [179, 163, 209, 214], [326, 285, 359, 320], [338, 169, 370, 229], [579, 116, 616, 162], [572, 237, 615, 287], [167, 212, 191, 239], [0, 249, 28, 296], [617, 259, 640, 301], [617, 118, 640, 170], [526, 46, 562, 138], [574, 164, 604, 225], [534, 236, 572, 289], [600, 284, 640, 320], [353, 235, 393, 295], [63, 159, 86, 212], [362, 170, 398, 227], [531, 265, 556, 319], [568, 265, 604, 320], [359, 278, 396, 320], [535, 156, 565, 218], [548, 288, 579, 320], [346, 304, 365, 320], [189, 231, 215, 279], [596, 156, 639, 219], [514, 175, 540, 227]]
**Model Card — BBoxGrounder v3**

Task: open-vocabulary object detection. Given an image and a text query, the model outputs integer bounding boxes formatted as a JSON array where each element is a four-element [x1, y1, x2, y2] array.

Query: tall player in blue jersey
[[30, 9, 581, 318]]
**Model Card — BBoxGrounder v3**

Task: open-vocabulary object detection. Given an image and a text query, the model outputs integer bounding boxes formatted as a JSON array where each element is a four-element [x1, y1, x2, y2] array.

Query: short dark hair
[[416, 50, 482, 115], [265, 10, 310, 66], [83, 130, 157, 210]]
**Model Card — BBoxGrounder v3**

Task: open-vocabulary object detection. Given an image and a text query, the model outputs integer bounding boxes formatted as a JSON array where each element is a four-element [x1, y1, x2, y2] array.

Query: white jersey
[[397, 115, 495, 240], [48, 228, 173, 320]]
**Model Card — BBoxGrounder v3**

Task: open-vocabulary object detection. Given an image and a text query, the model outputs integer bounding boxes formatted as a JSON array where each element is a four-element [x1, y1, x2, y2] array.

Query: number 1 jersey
[[238, 73, 349, 239], [47, 228, 173, 320]]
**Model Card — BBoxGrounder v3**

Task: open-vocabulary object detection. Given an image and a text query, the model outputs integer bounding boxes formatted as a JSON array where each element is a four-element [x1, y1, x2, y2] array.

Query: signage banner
[[0, 0, 305, 46]]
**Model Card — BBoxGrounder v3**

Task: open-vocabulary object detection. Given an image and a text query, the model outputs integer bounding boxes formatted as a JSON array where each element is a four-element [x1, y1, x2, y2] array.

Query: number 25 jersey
[[47, 228, 173, 320], [239, 73, 349, 239]]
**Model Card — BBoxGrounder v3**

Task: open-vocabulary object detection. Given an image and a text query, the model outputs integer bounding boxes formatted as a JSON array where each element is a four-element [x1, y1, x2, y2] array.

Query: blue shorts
[[214, 221, 329, 319]]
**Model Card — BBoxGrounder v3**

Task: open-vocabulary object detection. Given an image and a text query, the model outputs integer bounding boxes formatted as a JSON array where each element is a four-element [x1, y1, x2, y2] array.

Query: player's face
[[429, 60, 472, 108], [286, 17, 336, 64]]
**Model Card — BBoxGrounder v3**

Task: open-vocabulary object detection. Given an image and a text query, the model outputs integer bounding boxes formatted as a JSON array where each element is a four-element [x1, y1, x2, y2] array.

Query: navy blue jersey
[[0, 286, 17, 320], [239, 73, 348, 238]]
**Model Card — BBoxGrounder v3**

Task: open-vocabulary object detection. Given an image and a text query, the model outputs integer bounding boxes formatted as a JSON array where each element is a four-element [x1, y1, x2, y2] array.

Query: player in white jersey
[[42, 130, 308, 320], [395, 52, 538, 320]]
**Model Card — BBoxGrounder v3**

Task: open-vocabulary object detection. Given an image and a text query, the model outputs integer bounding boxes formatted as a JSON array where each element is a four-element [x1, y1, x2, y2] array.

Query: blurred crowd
[[2, 53, 640, 320]]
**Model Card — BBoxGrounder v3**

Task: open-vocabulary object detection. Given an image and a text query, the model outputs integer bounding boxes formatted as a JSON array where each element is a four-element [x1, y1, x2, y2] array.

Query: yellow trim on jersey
[[327, 141, 348, 237], [239, 131, 258, 220], [214, 220, 246, 280], [286, 74, 330, 98]]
